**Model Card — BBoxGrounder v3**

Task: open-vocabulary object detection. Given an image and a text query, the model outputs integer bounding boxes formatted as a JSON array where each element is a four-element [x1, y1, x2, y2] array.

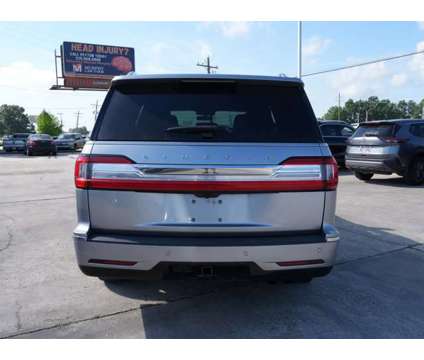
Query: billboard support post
[[54, 49, 58, 86]]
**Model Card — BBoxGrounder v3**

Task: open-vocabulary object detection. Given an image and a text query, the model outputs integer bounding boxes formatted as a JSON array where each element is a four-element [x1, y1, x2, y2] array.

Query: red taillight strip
[[75, 155, 338, 192], [84, 178, 328, 192]]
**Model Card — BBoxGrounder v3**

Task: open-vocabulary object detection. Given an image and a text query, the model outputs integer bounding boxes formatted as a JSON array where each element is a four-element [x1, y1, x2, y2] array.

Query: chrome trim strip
[[91, 164, 323, 182]]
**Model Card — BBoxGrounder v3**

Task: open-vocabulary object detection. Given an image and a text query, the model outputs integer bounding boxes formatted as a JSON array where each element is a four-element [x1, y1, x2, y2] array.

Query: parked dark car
[[3, 133, 31, 152], [346, 119, 424, 185], [26, 134, 57, 156], [318, 120, 355, 166]]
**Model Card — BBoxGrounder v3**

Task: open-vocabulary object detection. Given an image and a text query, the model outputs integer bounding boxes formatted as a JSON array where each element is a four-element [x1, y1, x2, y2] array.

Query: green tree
[[68, 126, 89, 135], [0, 104, 31, 136], [323, 106, 349, 121], [411, 99, 424, 119], [36, 110, 62, 136], [323, 97, 424, 122]]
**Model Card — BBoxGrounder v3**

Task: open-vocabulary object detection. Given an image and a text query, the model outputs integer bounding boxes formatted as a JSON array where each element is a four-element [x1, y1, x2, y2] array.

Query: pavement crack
[[0, 214, 15, 252], [0, 196, 74, 206], [409, 246, 424, 254], [0, 229, 13, 252], [15, 301, 22, 331], [335, 243, 424, 266], [1, 281, 254, 338]]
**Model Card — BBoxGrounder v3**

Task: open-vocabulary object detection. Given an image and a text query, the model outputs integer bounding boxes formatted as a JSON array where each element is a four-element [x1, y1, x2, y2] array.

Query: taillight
[[74, 154, 133, 189], [381, 137, 405, 144], [282, 157, 338, 191], [74, 155, 338, 192]]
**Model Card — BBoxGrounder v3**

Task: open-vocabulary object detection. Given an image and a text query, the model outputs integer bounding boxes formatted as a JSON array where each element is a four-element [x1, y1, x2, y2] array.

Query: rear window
[[58, 134, 76, 139], [320, 124, 354, 137], [13, 134, 29, 139], [352, 124, 396, 138], [30, 134, 51, 140], [94, 80, 322, 143]]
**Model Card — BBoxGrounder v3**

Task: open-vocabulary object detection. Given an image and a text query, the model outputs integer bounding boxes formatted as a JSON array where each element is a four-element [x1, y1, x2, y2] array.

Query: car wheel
[[354, 171, 373, 181], [74, 143, 78, 151], [404, 157, 424, 185]]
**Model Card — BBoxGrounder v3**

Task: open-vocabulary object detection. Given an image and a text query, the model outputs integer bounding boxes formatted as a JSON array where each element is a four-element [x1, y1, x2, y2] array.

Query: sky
[[0, 21, 423, 131]]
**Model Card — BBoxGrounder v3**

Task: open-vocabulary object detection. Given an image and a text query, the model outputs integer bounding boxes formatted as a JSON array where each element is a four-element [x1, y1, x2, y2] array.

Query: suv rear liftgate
[[73, 75, 339, 280]]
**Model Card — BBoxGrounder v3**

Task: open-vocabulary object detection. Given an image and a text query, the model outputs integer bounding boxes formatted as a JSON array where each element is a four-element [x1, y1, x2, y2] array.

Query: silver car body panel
[[86, 142, 327, 234]]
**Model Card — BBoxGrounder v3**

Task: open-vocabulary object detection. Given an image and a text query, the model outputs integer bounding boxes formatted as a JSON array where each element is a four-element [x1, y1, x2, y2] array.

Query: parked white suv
[[73, 74, 339, 282]]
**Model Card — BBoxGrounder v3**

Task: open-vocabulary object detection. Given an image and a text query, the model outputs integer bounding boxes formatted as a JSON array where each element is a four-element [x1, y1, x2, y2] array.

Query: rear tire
[[354, 171, 373, 181], [404, 157, 424, 185]]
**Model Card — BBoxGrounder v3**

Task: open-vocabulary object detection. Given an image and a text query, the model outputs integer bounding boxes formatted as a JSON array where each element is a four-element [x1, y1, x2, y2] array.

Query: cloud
[[390, 73, 408, 87], [220, 22, 250, 38], [410, 40, 424, 79], [140, 40, 214, 74], [0, 61, 55, 92], [330, 61, 389, 98], [303, 36, 332, 57]]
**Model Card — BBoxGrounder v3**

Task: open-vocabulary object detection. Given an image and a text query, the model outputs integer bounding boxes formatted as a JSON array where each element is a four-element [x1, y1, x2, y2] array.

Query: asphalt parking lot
[[1, 151, 424, 338]]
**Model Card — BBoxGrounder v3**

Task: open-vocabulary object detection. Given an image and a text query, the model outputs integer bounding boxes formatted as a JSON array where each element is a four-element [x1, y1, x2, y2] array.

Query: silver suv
[[73, 74, 339, 282], [55, 133, 85, 151]]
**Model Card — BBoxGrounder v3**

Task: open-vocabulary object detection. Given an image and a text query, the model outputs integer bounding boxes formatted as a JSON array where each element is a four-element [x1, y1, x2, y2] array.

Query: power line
[[302, 49, 424, 77]]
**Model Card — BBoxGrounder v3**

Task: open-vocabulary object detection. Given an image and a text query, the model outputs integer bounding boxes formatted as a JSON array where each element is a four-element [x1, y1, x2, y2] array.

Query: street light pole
[[298, 21, 302, 79]]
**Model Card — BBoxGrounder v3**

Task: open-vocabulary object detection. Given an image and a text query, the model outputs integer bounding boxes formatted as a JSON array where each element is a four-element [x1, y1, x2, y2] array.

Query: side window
[[341, 126, 354, 137], [320, 125, 344, 136], [320, 125, 335, 136], [410, 124, 424, 137]]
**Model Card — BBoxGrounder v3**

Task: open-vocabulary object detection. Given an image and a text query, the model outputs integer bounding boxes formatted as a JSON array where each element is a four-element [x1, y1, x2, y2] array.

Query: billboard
[[61, 41, 135, 79]]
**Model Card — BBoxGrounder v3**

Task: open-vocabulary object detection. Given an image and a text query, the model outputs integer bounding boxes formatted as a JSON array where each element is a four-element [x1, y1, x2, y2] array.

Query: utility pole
[[74, 111, 82, 130], [91, 100, 99, 122], [298, 21, 302, 79], [197, 56, 218, 74], [338, 93, 341, 121]]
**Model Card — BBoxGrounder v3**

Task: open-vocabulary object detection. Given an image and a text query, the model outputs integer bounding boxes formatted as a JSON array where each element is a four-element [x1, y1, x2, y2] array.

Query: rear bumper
[[56, 144, 74, 149], [27, 146, 56, 153], [346, 155, 403, 174], [73, 226, 339, 278], [3, 144, 25, 151]]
